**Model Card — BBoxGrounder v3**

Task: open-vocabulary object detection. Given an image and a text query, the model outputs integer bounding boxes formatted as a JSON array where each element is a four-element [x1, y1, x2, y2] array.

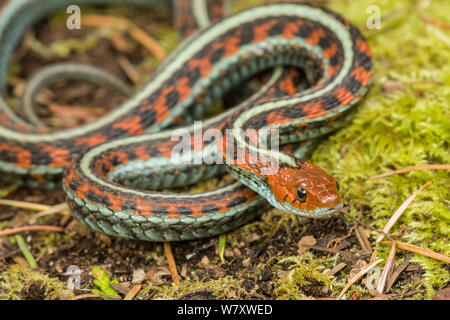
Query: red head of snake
[[265, 162, 343, 217]]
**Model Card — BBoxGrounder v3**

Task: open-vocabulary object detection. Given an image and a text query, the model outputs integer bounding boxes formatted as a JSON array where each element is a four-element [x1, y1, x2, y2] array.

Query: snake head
[[266, 162, 343, 217]]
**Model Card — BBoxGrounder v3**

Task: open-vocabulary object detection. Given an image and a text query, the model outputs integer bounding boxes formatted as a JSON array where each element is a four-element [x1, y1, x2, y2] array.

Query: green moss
[[0, 265, 73, 300], [140, 276, 247, 300], [273, 253, 339, 299], [29, 35, 101, 59], [35, 232, 73, 259], [309, 0, 450, 299]]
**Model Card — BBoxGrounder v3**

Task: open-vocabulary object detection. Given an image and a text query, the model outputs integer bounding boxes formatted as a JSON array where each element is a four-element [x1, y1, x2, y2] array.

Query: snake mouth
[[282, 202, 343, 218]]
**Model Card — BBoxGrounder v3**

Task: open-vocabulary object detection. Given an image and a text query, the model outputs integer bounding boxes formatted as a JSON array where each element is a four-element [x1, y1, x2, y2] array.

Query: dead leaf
[[200, 255, 210, 266], [227, 290, 236, 299], [382, 80, 405, 94], [433, 286, 450, 300], [110, 282, 132, 295], [180, 264, 188, 278], [297, 235, 317, 255], [145, 266, 171, 285], [12, 256, 31, 268], [242, 257, 251, 267], [349, 260, 368, 279], [224, 248, 234, 258]]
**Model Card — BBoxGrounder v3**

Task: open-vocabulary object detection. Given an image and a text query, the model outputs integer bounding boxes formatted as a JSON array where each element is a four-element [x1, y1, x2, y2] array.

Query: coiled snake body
[[0, 0, 372, 241]]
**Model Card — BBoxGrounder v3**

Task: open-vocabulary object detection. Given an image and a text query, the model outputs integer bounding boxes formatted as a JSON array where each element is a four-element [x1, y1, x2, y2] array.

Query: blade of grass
[[368, 164, 449, 180], [417, 0, 450, 30], [385, 255, 413, 292], [381, 240, 450, 264], [375, 181, 431, 244], [218, 234, 227, 264], [15, 234, 37, 268], [377, 241, 396, 294], [371, 181, 430, 263], [0, 184, 19, 197], [355, 226, 372, 253]]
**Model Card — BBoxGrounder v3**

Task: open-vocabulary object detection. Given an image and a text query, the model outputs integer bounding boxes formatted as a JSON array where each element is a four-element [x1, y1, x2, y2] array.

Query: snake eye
[[296, 187, 307, 202]]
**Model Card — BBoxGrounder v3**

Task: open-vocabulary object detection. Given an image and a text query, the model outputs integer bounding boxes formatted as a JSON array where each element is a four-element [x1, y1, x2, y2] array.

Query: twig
[[371, 181, 431, 262], [354, 226, 372, 253], [107, 32, 134, 53], [117, 55, 141, 85], [0, 211, 15, 222], [129, 26, 166, 60], [14, 235, 37, 268], [72, 293, 121, 300], [368, 164, 449, 180], [350, 291, 360, 300], [327, 225, 355, 250], [337, 259, 383, 300], [250, 292, 269, 300], [124, 284, 142, 300], [417, 0, 450, 30], [82, 15, 166, 60], [0, 250, 20, 262], [376, 181, 430, 244], [341, 211, 391, 240], [164, 242, 180, 284], [325, 262, 346, 277], [177, 288, 214, 300], [377, 241, 396, 294], [0, 199, 50, 211], [30, 203, 69, 223], [304, 245, 357, 260], [0, 225, 64, 237], [385, 255, 413, 292], [381, 240, 450, 264]]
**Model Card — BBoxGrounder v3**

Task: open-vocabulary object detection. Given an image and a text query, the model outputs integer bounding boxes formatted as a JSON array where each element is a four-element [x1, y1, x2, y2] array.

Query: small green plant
[[91, 266, 120, 300]]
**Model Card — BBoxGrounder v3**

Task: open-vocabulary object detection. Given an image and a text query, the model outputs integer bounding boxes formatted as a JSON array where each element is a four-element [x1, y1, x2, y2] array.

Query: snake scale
[[0, 0, 372, 241]]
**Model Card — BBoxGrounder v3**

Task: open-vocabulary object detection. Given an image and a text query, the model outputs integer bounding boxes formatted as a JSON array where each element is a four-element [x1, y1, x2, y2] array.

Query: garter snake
[[0, 0, 372, 241]]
